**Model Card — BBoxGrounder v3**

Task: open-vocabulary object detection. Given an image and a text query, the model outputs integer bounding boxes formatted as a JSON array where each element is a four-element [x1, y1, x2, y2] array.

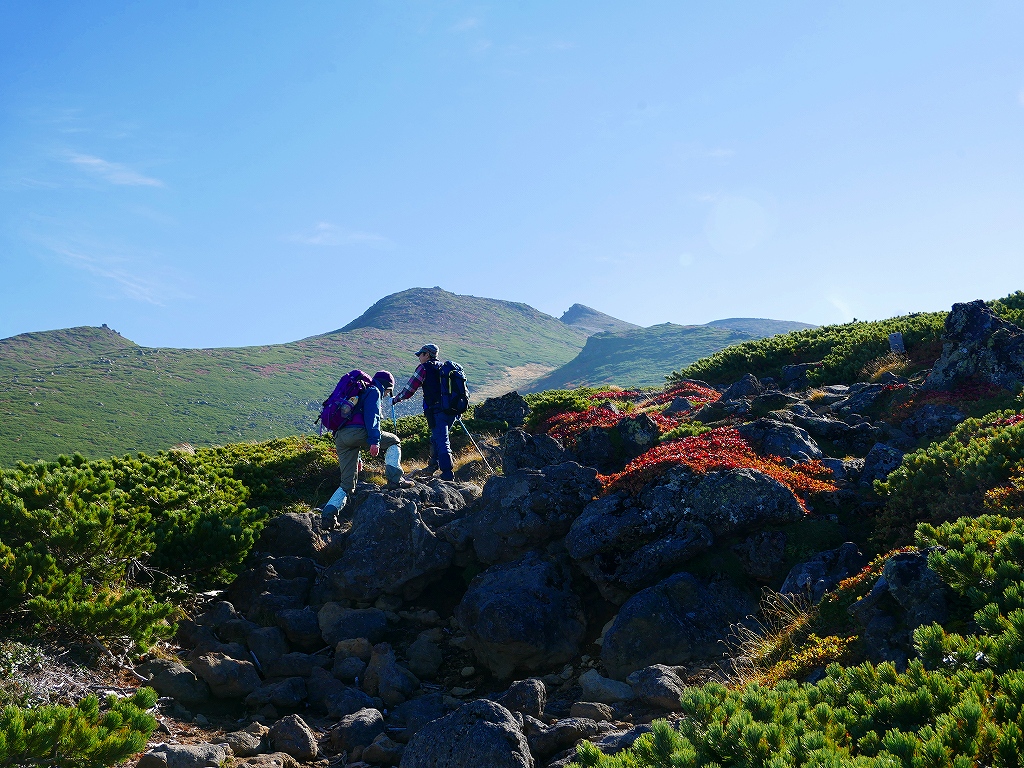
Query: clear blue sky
[[2, 2, 1023, 348]]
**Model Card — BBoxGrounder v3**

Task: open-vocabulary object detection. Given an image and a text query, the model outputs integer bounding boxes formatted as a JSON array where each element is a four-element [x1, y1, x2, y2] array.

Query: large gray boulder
[[256, 513, 329, 561], [600, 573, 752, 680], [861, 443, 905, 485], [901, 404, 966, 440], [306, 666, 375, 717], [330, 707, 385, 752], [135, 659, 210, 707], [362, 643, 419, 707], [924, 300, 1024, 391], [189, 652, 262, 699], [616, 414, 661, 457], [225, 557, 314, 614], [443, 463, 601, 565], [736, 418, 822, 461], [566, 488, 713, 605], [399, 699, 533, 768], [721, 373, 764, 401], [275, 609, 322, 652], [476, 391, 531, 427], [882, 550, 950, 628], [269, 714, 318, 762], [388, 693, 455, 743], [455, 552, 586, 679], [323, 493, 455, 602], [318, 604, 389, 645], [136, 743, 230, 768], [244, 677, 307, 710], [683, 468, 805, 537], [627, 665, 686, 711], [500, 428, 569, 473], [493, 678, 546, 719]]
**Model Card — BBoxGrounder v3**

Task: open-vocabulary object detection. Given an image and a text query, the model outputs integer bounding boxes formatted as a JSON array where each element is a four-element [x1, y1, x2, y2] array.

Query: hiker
[[322, 370, 411, 528], [392, 343, 455, 481]]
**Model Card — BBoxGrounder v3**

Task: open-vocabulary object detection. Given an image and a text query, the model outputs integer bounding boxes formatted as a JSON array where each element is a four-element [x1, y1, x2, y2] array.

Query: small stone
[[578, 669, 633, 704], [450, 687, 474, 696], [570, 701, 615, 721], [460, 666, 475, 677], [194, 713, 210, 726]]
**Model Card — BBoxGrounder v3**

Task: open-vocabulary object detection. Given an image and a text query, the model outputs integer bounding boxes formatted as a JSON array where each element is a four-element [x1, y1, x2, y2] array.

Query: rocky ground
[[89, 299, 1024, 767]]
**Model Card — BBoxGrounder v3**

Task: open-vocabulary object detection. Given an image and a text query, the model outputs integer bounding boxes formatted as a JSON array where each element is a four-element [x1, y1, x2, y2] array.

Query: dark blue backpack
[[439, 360, 469, 416]]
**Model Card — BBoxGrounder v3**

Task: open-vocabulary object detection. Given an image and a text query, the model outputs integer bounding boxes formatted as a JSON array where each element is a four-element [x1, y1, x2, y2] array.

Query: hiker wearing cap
[[393, 344, 455, 481], [322, 370, 412, 528]]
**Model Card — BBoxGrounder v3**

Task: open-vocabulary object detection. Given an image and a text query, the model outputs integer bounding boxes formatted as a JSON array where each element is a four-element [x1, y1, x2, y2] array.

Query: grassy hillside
[[0, 288, 587, 466], [560, 303, 641, 335], [527, 323, 756, 390], [526, 317, 812, 391]]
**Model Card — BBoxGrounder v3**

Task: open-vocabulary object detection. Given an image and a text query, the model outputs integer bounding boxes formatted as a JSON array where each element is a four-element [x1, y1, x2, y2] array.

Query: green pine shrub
[[0, 687, 156, 768], [523, 388, 597, 430], [873, 411, 1024, 546]]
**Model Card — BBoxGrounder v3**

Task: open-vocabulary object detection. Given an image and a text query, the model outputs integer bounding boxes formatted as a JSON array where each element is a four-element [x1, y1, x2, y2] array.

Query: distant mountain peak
[[560, 304, 639, 336], [705, 317, 816, 335]]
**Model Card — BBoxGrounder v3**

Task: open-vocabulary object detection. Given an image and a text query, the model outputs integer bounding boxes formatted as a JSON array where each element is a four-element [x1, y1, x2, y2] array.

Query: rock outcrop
[[925, 300, 1024, 391]]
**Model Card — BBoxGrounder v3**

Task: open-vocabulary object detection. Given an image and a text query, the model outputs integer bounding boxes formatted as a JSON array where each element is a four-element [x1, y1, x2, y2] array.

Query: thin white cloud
[[65, 152, 164, 187], [289, 222, 393, 248], [1018, 88, 1024, 107], [452, 17, 480, 32], [49, 246, 164, 304]]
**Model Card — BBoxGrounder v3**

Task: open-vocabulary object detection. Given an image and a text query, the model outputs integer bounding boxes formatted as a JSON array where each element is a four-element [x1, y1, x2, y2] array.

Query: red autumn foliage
[[888, 381, 1008, 422], [652, 382, 721, 408], [600, 426, 836, 506], [994, 413, 1024, 427], [542, 405, 626, 448]]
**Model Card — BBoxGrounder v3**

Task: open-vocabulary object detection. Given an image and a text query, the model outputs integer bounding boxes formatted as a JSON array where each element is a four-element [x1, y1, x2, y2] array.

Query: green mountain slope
[[705, 317, 816, 336], [560, 304, 640, 336], [0, 288, 588, 466]]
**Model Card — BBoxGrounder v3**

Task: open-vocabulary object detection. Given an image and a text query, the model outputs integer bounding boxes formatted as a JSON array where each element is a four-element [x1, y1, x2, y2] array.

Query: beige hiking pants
[[335, 426, 402, 493]]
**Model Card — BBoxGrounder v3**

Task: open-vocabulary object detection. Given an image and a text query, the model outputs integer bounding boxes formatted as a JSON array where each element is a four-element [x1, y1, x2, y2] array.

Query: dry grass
[[860, 351, 911, 382], [723, 589, 817, 687]]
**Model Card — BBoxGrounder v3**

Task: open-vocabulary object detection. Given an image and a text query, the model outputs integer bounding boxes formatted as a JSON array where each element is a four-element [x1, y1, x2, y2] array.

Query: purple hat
[[373, 370, 395, 390]]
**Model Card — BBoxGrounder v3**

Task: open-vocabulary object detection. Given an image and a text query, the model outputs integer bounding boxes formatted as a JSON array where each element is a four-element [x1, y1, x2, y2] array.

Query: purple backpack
[[317, 369, 373, 434]]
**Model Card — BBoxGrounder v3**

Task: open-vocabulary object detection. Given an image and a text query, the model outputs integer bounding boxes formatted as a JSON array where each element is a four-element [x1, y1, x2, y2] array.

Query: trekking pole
[[392, 400, 397, 430], [457, 417, 495, 475]]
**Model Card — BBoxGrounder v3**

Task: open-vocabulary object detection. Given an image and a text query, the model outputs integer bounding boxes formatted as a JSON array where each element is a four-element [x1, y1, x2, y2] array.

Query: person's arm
[[363, 386, 382, 449], [393, 364, 426, 403]]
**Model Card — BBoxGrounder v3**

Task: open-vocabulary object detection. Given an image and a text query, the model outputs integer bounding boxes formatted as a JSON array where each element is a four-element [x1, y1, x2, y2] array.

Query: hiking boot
[[439, 471, 455, 482], [387, 478, 416, 490]]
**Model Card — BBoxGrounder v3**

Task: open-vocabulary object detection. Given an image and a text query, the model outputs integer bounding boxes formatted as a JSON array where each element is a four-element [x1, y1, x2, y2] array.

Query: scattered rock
[[476, 392, 531, 427], [246, 626, 290, 666], [362, 643, 419, 706], [456, 552, 586, 679], [721, 373, 764, 401], [364, 732, 405, 765], [736, 418, 822, 460], [830, 384, 886, 417], [389, 693, 454, 743], [882, 550, 950, 628], [901, 404, 966, 440], [196, 601, 238, 628], [269, 714, 318, 762], [190, 653, 262, 698], [256, 513, 328, 561], [494, 678, 546, 719], [924, 300, 1024, 392], [569, 701, 615, 721], [330, 707, 385, 752], [600, 573, 752, 680], [627, 665, 685, 711], [275, 609, 323, 652], [245, 677, 307, 710], [399, 699, 533, 768], [684, 468, 804, 537], [577, 669, 633, 704], [306, 666, 375, 717], [616, 414, 661, 457], [224, 724, 267, 758], [527, 717, 605, 761], [406, 633, 444, 680], [333, 654, 367, 682], [262, 651, 329, 679], [319, 604, 389, 646], [861, 443, 905, 485]]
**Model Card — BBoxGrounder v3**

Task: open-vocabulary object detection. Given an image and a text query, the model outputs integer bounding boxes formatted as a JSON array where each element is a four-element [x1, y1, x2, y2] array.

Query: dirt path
[[472, 363, 554, 401]]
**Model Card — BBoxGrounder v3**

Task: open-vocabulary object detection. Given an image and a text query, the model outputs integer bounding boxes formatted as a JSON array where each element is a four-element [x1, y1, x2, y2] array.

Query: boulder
[[245, 677, 307, 710], [363, 643, 419, 706], [269, 714, 318, 762], [217, 617, 260, 646], [256, 513, 328, 561], [318, 604, 389, 646], [444, 463, 601, 565], [616, 414, 660, 457], [455, 552, 586, 679], [684, 468, 804, 537], [323, 494, 455, 602], [574, 425, 618, 471], [365, 733, 406, 765], [135, 659, 211, 707], [721, 373, 764, 401], [781, 543, 867, 603], [275, 609, 323, 652], [333, 655, 367, 682], [389, 693, 455, 743], [577, 669, 633, 704], [500, 428, 570, 473], [924, 300, 1024, 391], [901, 404, 966, 440], [600, 573, 752, 680], [306, 666, 375, 717], [830, 384, 886, 417], [136, 743, 230, 768], [231, 754, 299, 768], [861, 443, 905, 485], [196, 601, 238, 628], [627, 665, 685, 711], [882, 550, 950, 628], [664, 397, 697, 415], [330, 707, 385, 752], [190, 653, 262, 699], [399, 699, 533, 768], [782, 362, 822, 387], [225, 559, 313, 615], [248, 593, 304, 627], [406, 633, 444, 680], [476, 391, 531, 427], [736, 418, 822, 461], [224, 724, 268, 758], [566, 488, 713, 605], [732, 531, 788, 582], [493, 678, 546, 719], [246, 627, 290, 667], [527, 717, 605, 761], [569, 701, 614, 721], [261, 651, 329, 679]]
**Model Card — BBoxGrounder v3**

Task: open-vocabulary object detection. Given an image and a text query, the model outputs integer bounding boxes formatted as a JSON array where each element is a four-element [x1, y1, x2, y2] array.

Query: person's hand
[[390, 396, 399, 406], [369, 444, 380, 457]]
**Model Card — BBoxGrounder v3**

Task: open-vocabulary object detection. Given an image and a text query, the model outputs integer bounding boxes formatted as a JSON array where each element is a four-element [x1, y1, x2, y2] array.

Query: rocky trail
[[54, 300, 1024, 767]]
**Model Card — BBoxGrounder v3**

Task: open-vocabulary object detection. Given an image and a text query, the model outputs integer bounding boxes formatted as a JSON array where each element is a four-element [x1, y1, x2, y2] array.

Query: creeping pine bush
[[874, 410, 1024, 546], [0, 687, 156, 768], [0, 448, 266, 647], [572, 514, 1024, 768], [523, 388, 597, 430]]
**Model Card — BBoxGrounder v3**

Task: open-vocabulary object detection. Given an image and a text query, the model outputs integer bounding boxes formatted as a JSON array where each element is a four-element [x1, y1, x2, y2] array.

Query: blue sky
[[2, 1, 1023, 348]]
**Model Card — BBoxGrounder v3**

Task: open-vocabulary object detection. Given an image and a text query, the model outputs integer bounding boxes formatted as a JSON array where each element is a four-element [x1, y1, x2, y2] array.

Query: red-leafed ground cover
[[600, 426, 836, 505], [993, 413, 1024, 427], [652, 382, 721, 408], [888, 381, 1006, 422], [542, 405, 625, 448]]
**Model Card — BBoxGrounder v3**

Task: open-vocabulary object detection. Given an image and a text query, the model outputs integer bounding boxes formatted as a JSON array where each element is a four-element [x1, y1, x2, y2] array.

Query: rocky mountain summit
[[127, 298, 1024, 768]]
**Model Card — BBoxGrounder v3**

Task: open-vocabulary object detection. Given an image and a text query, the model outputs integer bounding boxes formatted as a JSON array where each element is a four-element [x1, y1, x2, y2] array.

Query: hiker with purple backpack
[[318, 369, 413, 528]]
